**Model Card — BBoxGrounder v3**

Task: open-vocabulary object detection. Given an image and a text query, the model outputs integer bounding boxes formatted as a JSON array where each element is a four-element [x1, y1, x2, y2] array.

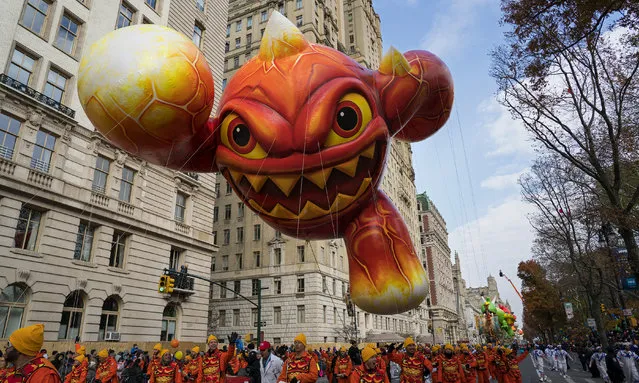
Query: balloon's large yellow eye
[[324, 93, 372, 147], [220, 113, 268, 159]]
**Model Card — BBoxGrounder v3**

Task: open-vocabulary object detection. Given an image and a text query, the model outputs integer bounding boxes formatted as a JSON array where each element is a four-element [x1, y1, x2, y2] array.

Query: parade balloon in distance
[[170, 339, 180, 348], [77, 12, 454, 315]]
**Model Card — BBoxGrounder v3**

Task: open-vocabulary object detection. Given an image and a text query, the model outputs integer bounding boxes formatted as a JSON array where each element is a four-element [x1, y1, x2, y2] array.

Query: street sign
[[587, 318, 596, 328], [623, 277, 637, 290], [253, 321, 266, 326], [623, 309, 633, 316]]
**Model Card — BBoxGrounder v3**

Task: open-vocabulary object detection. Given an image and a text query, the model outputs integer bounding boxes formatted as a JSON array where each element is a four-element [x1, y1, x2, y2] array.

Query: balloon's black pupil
[[337, 107, 358, 131], [232, 124, 250, 147]]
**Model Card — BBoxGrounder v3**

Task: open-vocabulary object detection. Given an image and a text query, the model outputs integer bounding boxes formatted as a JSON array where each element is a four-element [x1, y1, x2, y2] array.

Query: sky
[[374, 0, 537, 319]]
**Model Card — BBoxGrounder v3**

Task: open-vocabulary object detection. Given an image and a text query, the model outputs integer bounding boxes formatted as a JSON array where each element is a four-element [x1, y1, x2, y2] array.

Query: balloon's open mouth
[[224, 141, 385, 220]]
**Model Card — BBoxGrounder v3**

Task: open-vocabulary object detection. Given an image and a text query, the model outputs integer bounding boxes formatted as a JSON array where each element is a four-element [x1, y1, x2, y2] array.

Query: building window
[[253, 225, 261, 240], [116, 3, 134, 29], [30, 129, 55, 173], [212, 231, 217, 245], [247, 16, 252, 29], [222, 78, 227, 90], [0, 113, 20, 160], [219, 310, 226, 326], [145, 0, 157, 10], [22, 0, 50, 35], [322, 276, 327, 292], [55, 14, 80, 55], [323, 305, 327, 323], [279, 4, 285, 14], [73, 221, 95, 262], [235, 37, 240, 49], [236, 227, 243, 243], [213, 206, 219, 222], [225, 41, 229, 52], [254, 251, 261, 267], [224, 204, 231, 220], [349, 35, 354, 43], [175, 192, 187, 222], [226, 24, 230, 37], [169, 246, 183, 270], [234, 280, 241, 296], [297, 245, 305, 263], [333, 307, 337, 324], [0, 284, 28, 338], [222, 255, 229, 271], [296, 0, 302, 9], [274, 277, 281, 294], [14, 205, 42, 251], [220, 281, 227, 298], [251, 279, 259, 296], [261, 11, 267, 22], [214, 182, 220, 196], [236, 20, 242, 32], [160, 303, 178, 341], [234, 56, 239, 68], [237, 203, 244, 218], [275, 231, 282, 239], [246, 33, 252, 45], [348, 12, 353, 22], [297, 276, 305, 293], [92, 156, 110, 193], [297, 305, 305, 323], [273, 306, 281, 324], [274, 248, 282, 265], [196, 0, 205, 11], [98, 296, 119, 340], [233, 309, 240, 326], [226, 182, 233, 194], [9, 48, 36, 85], [212, 257, 216, 272], [236, 253, 243, 269], [333, 278, 337, 295], [260, 28, 265, 37], [296, 15, 302, 27], [44, 67, 68, 103], [192, 23, 203, 47], [58, 291, 84, 340], [223, 229, 230, 245], [119, 166, 135, 202], [109, 231, 127, 268]]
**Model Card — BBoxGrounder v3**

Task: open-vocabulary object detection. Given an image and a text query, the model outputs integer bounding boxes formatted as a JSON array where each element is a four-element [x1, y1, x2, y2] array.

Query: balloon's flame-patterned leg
[[344, 190, 428, 314]]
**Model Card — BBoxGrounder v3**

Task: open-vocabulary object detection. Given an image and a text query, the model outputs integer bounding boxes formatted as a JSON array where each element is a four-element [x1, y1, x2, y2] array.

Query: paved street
[[519, 355, 604, 383]]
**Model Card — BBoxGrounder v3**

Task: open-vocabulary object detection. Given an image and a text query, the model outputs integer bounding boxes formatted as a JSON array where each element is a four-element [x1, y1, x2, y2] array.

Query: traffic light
[[166, 276, 175, 293], [600, 304, 606, 313], [159, 276, 167, 293]]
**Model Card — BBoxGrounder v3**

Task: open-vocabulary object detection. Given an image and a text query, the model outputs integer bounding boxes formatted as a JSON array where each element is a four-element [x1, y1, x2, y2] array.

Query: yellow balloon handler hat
[[208, 335, 218, 343], [160, 349, 170, 357], [192, 346, 200, 354], [75, 355, 86, 363], [153, 343, 163, 351], [444, 344, 454, 351], [294, 333, 307, 346], [97, 349, 109, 359], [9, 324, 45, 357], [404, 337, 415, 348], [361, 347, 377, 363]]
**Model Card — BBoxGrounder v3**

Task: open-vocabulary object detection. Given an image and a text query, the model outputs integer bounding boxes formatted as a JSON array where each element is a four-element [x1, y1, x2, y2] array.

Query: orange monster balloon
[[77, 13, 454, 314]]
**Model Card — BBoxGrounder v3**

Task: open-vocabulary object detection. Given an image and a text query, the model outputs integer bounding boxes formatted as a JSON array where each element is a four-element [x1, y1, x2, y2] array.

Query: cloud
[[480, 169, 527, 190], [478, 97, 534, 157], [448, 195, 535, 319], [420, 0, 490, 58]]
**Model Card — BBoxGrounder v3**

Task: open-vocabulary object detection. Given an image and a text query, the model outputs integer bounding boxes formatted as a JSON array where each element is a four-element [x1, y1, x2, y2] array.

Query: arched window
[[99, 296, 120, 340], [160, 303, 179, 341], [0, 284, 28, 338], [58, 291, 84, 340]]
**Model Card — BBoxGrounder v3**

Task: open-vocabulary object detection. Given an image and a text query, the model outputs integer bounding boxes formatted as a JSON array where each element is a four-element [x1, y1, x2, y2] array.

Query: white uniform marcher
[[554, 346, 572, 378], [617, 346, 639, 383], [260, 350, 284, 383], [545, 346, 556, 371], [591, 349, 610, 383], [532, 347, 550, 382]]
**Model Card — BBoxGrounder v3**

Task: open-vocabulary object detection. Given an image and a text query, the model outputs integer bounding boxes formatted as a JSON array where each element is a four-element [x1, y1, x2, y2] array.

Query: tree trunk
[[618, 226, 639, 277], [590, 296, 609, 347]]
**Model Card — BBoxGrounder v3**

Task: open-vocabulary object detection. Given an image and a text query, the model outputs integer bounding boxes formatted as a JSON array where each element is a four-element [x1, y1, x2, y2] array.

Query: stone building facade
[[416, 192, 461, 343], [0, 0, 227, 345], [209, 0, 430, 345]]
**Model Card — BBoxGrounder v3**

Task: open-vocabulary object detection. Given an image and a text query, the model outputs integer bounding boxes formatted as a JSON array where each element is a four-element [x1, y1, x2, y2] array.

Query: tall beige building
[[416, 192, 461, 343], [0, 0, 226, 346], [210, 0, 430, 345]]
